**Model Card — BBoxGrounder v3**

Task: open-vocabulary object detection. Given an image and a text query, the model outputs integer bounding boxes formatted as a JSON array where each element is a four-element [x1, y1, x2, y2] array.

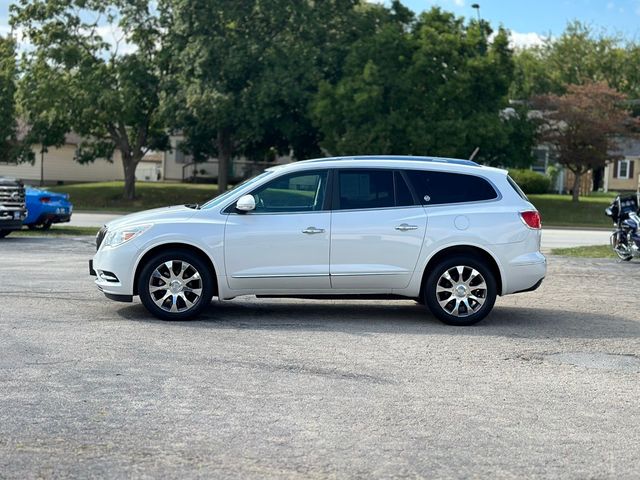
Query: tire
[[423, 255, 497, 326], [0, 230, 10, 239], [138, 249, 215, 321], [28, 220, 53, 231]]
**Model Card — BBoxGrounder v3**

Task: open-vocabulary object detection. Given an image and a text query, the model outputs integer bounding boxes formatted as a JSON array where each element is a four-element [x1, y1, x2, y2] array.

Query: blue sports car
[[23, 186, 73, 230]]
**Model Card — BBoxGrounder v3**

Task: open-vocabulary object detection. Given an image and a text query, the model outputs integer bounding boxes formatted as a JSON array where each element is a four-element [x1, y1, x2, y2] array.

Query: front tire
[[138, 249, 214, 321], [424, 255, 497, 326]]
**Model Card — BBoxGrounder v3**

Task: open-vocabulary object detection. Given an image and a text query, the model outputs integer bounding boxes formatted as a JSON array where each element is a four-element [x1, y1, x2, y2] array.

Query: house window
[[618, 160, 630, 179]]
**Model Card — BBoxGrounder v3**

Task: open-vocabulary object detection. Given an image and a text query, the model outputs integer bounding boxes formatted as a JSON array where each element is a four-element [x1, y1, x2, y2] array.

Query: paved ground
[[69, 212, 122, 228], [1, 237, 639, 479], [70, 212, 612, 251]]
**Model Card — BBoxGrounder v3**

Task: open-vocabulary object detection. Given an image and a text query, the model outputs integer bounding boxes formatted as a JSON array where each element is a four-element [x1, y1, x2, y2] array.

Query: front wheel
[[424, 256, 497, 326], [138, 250, 215, 321]]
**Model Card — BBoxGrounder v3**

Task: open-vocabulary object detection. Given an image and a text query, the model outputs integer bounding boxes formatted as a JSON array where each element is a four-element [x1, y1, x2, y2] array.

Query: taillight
[[520, 211, 541, 229], [40, 197, 51, 203]]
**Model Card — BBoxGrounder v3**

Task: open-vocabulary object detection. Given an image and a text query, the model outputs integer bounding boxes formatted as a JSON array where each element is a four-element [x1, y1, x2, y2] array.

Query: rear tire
[[28, 220, 53, 231], [138, 249, 215, 321], [424, 255, 497, 326]]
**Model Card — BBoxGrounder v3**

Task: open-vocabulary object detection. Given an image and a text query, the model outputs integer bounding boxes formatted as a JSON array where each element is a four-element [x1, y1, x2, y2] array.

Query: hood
[[105, 205, 199, 230]]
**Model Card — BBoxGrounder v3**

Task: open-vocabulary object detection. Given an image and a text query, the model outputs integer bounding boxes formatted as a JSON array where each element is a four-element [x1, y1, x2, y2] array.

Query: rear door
[[329, 169, 427, 289]]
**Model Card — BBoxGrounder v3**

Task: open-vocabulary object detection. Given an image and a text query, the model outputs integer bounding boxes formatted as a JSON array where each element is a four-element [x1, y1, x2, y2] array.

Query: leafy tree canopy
[[11, 0, 170, 199], [312, 7, 534, 167]]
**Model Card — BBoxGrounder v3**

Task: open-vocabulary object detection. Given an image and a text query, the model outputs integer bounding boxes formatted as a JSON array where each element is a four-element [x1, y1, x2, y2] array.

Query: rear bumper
[[25, 213, 72, 226], [502, 252, 547, 295]]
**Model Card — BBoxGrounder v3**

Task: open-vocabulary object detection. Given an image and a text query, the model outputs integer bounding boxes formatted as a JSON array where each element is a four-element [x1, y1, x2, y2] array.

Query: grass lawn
[[528, 192, 616, 228], [550, 244, 615, 258], [49, 181, 219, 212], [11, 226, 99, 237]]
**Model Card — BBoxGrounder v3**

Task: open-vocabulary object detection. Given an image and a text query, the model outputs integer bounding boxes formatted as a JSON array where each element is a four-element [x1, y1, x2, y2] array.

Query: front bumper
[[91, 240, 139, 299], [0, 209, 27, 230]]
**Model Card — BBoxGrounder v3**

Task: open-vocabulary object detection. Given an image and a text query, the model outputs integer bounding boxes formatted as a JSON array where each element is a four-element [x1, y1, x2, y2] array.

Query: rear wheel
[[138, 250, 214, 321], [424, 255, 497, 326], [27, 219, 53, 231]]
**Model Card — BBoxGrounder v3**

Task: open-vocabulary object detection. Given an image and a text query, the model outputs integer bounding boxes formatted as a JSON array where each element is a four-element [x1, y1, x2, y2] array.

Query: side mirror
[[236, 194, 256, 212]]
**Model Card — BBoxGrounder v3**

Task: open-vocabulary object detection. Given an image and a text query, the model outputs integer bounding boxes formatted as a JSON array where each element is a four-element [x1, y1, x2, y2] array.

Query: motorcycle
[[605, 193, 640, 261]]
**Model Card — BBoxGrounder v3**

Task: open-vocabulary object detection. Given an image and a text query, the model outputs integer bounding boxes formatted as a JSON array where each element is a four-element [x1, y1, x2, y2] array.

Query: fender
[[410, 240, 507, 296]]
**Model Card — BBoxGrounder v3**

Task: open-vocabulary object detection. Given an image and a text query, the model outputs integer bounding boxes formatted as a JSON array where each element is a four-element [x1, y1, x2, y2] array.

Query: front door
[[224, 170, 331, 291], [330, 169, 427, 289]]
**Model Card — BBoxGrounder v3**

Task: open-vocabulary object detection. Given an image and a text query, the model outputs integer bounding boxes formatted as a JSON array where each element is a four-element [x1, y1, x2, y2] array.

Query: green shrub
[[508, 169, 551, 194]]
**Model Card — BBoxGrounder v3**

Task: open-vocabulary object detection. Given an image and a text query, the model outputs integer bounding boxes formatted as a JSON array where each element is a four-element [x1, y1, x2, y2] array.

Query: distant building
[[604, 137, 640, 193], [0, 133, 292, 185]]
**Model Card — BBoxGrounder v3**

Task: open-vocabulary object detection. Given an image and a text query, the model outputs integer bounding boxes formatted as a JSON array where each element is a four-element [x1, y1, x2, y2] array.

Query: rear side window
[[405, 170, 498, 205], [338, 170, 394, 210]]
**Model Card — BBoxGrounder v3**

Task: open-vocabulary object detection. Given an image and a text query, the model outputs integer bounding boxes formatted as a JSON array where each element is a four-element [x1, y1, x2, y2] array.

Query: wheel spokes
[[148, 260, 204, 314], [435, 265, 488, 318]]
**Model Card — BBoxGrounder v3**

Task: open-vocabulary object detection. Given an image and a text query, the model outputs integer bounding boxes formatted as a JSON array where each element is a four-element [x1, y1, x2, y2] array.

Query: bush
[[508, 169, 551, 194]]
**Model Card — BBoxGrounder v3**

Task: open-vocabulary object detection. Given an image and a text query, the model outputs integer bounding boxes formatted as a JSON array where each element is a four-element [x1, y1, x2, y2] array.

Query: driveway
[[0, 237, 638, 479]]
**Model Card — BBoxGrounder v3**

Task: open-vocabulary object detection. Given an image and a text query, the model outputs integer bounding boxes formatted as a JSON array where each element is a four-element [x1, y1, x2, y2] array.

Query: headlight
[[103, 224, 152, 248]]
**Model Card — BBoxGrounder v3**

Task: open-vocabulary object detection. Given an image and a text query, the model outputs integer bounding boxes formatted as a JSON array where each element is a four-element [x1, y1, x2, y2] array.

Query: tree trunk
[[122, 152, 140, 201], [217, 130, 232, 194], [40, 147, 45, 187], [571, 170, 582, 203]]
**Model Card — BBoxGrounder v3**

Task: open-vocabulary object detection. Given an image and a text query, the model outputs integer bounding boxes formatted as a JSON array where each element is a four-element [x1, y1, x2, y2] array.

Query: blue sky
[[2, 0, 640, 46], [400, 0, 640, 44]]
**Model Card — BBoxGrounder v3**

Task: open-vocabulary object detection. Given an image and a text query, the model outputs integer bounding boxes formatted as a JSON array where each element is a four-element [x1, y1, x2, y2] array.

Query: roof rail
[[306, 155, 480, 167]]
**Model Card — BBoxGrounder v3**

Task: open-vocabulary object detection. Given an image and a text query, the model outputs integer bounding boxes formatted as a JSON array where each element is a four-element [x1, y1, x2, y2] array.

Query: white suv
[[90, 156, 546, 326]]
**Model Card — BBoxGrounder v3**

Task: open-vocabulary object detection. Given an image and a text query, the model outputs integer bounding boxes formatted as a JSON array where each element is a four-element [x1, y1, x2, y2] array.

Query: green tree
[[17, 57, 71, 185], [11, 0, 170, 200], [0, 35, 33, 164], [312, 7, 532, 166], [511, 22, 630, 99], [534, 82, 636, 202], [164, 0, 360, 193]]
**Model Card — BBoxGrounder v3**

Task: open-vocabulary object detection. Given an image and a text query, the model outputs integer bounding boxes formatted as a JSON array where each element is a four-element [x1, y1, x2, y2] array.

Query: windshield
[[200, 171, 273, 210]]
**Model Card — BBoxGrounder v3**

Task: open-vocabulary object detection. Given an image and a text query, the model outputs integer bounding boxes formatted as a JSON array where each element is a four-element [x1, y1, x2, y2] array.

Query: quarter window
[[405, 170, 497, 205], [251, 170, 328, 213]]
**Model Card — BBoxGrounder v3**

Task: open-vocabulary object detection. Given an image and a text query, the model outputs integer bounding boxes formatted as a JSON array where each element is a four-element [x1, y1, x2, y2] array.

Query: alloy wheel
[[148, 260, 203, 313], [435, 265, 487, 317]]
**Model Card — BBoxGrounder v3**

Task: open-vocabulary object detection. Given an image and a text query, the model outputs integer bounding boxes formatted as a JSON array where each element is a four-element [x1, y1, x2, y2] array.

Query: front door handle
[[303, 227, 325, 235], [395, 223, 418, 232]]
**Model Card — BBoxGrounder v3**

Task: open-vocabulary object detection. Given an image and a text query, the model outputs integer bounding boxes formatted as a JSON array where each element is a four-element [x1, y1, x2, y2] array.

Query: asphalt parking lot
[[1, 236, 639, 479]]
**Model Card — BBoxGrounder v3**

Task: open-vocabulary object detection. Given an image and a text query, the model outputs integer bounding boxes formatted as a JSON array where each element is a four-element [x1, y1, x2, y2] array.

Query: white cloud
[[453, 0, 465, 6], [509, 31, 547, 48]]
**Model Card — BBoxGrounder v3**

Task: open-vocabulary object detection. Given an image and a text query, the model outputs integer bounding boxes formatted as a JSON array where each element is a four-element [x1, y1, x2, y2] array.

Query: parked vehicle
[[23, 186, 73, 230], [90, 156, 546, 326], [605, 194, 640, 261], [0, 177, 27, 239]]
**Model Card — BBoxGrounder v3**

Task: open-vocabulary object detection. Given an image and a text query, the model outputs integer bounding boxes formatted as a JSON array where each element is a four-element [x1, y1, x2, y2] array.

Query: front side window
[[251, 170, 328, 213], [405, 170, 498, 205]]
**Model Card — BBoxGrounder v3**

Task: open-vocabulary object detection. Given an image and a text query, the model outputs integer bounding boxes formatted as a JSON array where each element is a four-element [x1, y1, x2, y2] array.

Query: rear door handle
[[395, 223, 418, 232], [303, 227, 325, 234]]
